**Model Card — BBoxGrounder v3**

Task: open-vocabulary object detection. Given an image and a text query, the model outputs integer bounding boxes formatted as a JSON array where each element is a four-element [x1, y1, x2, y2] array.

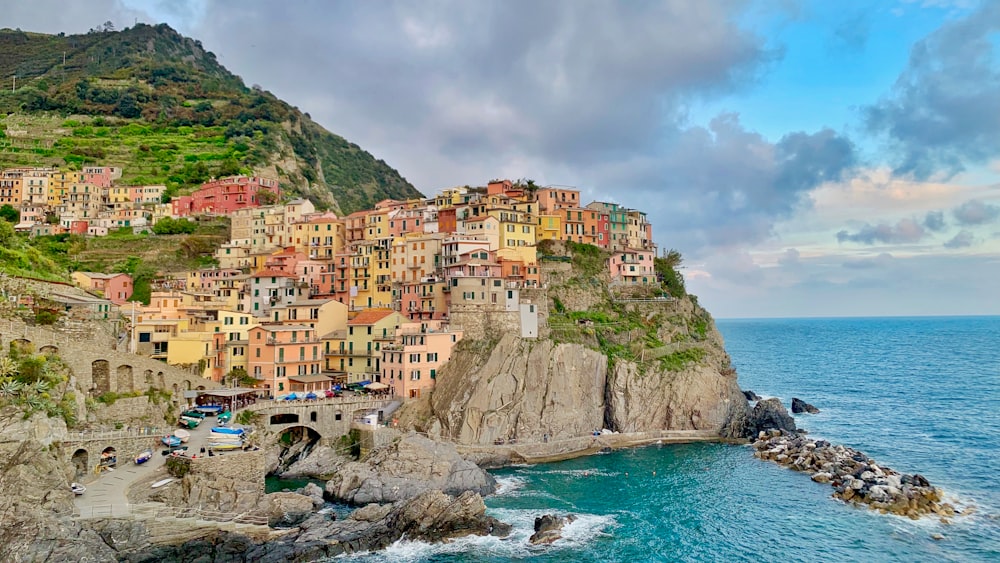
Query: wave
[[493, 475, 528, 496], [330, 509, 616, 562], [515, 468, 620, 478]]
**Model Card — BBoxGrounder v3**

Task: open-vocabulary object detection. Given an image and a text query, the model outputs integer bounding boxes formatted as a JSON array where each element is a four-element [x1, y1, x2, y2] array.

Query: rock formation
[[752, 431, 956, 519], [419, 275, 751, 445], [743, 390, 762, 401], [529, 513, 577, 545], [324, 433, 497, 504], [743, 398, 797, 437], [126, 490, 511, 562], [791, 397, 820, 414]]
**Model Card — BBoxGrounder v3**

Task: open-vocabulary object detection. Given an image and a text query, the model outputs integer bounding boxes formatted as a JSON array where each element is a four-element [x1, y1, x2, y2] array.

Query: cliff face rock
[[423, 290, 751, 445], [429, 336, 607, 444], [0, 411, 119, 562], [324, 433, 496, 505]]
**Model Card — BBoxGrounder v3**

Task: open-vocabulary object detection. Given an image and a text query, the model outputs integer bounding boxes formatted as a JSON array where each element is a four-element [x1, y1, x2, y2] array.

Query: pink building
[[71, 272, 133, 304], [381, 320, 463, 399], [172, 176, 279, 216], [608, 248, 656, 285], [80, 166, 121, 188]]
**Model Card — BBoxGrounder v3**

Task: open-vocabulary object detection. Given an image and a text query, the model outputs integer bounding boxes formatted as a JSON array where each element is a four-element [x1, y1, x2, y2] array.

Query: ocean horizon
[[333, 315, 1000, 562]]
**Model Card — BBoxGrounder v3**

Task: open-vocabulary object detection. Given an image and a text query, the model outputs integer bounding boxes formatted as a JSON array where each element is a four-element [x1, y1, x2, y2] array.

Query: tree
[[153, 217, 197, 235], [256, 189, 278, 206], [225, 367, 256, 388], [0, 204, 19, 224]]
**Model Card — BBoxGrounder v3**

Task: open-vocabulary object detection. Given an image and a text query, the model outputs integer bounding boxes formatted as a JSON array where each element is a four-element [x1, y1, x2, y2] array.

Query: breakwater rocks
[[752, 430, 957, 519]]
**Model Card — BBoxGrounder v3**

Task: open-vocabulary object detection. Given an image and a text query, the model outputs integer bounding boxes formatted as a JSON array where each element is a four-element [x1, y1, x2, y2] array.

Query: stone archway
[[116, 365, 133, 393], [270, 413, 300, 425], [144, 369, 154, 385], [71, 448, 88, 479], [39, 345, 58, 356], [172, 383, 179, 395], [11, 338, 31, 354], [157, 372, 165, 388], [92, 360, 111, 395]]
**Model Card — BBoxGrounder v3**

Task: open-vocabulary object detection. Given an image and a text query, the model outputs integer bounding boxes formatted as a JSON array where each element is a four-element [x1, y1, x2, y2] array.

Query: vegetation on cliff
[[0, 24, 421, 212], [0, 341, 76, 425]]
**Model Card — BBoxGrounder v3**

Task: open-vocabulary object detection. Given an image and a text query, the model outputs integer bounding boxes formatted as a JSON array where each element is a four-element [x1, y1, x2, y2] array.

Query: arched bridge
[[243, 396, 399, 443]]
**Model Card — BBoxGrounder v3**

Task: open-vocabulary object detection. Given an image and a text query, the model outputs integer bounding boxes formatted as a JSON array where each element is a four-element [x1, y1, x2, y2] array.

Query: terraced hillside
[[0, 24, 422, 212]]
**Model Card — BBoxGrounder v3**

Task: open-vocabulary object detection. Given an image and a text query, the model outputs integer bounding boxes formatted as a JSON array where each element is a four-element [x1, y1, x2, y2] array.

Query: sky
[[3, 0, 1000, 318]]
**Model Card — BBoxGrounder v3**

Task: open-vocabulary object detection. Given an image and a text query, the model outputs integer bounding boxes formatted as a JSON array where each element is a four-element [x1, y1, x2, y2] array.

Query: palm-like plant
[[0, 357, 18, 379], [0, 379, 23, 397]]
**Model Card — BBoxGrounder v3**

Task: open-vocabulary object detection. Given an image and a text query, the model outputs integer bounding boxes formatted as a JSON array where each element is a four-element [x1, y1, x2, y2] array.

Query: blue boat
[[211, 427, 245, 435], [161, 435, 182, 447], [134, 449, 153, 465]]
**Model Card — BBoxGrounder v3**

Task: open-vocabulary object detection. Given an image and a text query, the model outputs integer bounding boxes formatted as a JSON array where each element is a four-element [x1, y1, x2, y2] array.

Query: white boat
[[151, 478, 175, 489], [173, 429, 191, 443], [71, 482, 86, 495]]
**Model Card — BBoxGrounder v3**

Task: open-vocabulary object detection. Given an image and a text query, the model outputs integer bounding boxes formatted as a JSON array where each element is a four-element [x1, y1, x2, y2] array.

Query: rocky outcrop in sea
[[752, 430, 957, 519], [791, 397, 820, 414], [324, 433, 497, 504]]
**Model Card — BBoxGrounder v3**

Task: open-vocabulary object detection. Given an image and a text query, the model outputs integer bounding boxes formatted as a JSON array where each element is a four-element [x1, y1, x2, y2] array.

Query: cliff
[[408, 243, 750, 446]]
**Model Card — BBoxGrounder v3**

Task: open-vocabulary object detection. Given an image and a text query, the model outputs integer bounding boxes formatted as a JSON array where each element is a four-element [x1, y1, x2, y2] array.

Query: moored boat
[[210, 426, 245, 435], [161, 435, 182, 447], [208, 443, 242, 451], [181, 410, 206, 419], [134, 449, 153, 465], [173, 429, 191, 443], [217, 411, 232, 423]]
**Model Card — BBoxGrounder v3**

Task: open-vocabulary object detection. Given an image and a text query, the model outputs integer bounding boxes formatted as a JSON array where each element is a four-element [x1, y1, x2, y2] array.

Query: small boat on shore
[[134, 449, 153, 465], [71, 482, 86, 495], [173, 429, 191, 443], [161, 435, 182, 447], [194, 405, 224, 415], [211, 426, 245, 435], [209, 443, 242, 451], [151, 478, 174, 489], [217, 411, 232, 423], [181, 410, 206, 419]]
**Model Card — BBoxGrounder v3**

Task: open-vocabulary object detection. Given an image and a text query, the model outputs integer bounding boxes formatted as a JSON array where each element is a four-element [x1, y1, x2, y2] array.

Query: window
[[427, 353, 438, 362], [409, 353, 421, 362]]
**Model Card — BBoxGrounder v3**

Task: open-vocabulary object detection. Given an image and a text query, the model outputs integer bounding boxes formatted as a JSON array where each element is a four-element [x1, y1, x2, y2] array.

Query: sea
[[320, 316, 1000, 562]]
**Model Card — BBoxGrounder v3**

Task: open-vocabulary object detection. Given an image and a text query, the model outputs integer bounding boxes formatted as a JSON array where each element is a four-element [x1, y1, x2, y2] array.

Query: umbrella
[[285, 393, 298, 401], [305, 392, 318, 400], [324, 390, 336, 398], [333, 385, 342, 391], [365, 382, 389, 391]]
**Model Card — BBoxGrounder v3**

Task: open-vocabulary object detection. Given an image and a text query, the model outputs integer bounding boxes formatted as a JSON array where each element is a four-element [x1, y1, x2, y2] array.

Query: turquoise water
[[346, 317, 1000, 562]]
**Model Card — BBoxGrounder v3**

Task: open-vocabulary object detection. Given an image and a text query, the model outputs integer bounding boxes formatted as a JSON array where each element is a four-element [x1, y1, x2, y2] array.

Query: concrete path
[[73, 413, 245, 518]]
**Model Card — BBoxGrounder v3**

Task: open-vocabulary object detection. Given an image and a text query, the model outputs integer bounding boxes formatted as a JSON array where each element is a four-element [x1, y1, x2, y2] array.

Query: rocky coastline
[[752, 430, 958, 520]]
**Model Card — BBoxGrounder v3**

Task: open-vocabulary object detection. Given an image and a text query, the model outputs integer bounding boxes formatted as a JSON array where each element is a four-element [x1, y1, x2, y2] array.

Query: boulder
[[791, 398, 820, 414], [529, 514, 577, 545], [296, 482, 327, 509], [743, 390, 763, 401], [324, 433, 496, 505], [264, 492, 316, 527], [280, 445, 349, 478], [745, 398, 797, 436]]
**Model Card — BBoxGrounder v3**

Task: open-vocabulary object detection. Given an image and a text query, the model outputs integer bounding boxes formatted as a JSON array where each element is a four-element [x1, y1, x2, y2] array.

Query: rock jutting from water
[[791, 398, 820, 414], [529, 514, 577, 545], [752, 430, 957, 519]]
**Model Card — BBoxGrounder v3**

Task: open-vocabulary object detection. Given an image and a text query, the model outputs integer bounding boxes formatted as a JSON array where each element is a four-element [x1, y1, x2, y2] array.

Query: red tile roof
[[348, 309, 396, 325]]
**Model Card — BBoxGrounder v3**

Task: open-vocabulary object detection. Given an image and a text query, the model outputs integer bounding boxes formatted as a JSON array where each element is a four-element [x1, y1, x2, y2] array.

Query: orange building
[[248, 325, 323, 395], [381, 320, 463, 399]]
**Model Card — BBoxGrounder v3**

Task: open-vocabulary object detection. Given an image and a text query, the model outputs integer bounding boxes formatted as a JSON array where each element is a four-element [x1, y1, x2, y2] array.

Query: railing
[[65, 427, 166, 442], [249, 395, 394, 410]]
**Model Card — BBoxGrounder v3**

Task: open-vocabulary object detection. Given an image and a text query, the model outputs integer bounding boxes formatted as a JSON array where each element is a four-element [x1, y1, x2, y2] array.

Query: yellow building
[[47, 171, 81, 207], [292, 211, 345, 261], [324, 309, 405, 384], [166, 329, 217, 380], [536, 213, 561, 242]]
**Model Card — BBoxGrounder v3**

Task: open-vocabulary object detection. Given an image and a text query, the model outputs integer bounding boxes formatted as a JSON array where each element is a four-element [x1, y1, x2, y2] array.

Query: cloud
[[836, 217, 927, 245], [952, 198, 1000, 225], [865, 2, 1000, 178], [923, 210, 946, 231], [943, 230, 975, 248], [616, 116, 855, 253], [842, 252, 894, 269], [778, 248, 800, 266]]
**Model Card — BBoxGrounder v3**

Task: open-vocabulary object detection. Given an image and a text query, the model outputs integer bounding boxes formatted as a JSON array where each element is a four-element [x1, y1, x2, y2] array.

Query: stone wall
[[184, 449, 267, 513], [88, 396, 172, 428], [0, 319, 219, 399], [246, 397, 395, 445], [62, 434, 164, 480]]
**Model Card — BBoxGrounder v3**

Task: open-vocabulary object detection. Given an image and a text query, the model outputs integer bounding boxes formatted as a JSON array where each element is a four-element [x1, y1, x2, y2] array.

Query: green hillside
[[0, 24, 422, 212]]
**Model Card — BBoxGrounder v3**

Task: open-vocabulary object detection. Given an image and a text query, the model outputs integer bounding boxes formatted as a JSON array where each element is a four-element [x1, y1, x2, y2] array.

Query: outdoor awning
[[198, 388, 260, 398], [353, 380, 372, 387], [288, 374, 334, 384], [365, 382, 389, 390]]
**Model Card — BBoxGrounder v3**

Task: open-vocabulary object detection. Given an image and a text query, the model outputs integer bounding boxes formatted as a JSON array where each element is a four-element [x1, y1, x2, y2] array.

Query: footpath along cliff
[[400, 242, 755, 449]]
